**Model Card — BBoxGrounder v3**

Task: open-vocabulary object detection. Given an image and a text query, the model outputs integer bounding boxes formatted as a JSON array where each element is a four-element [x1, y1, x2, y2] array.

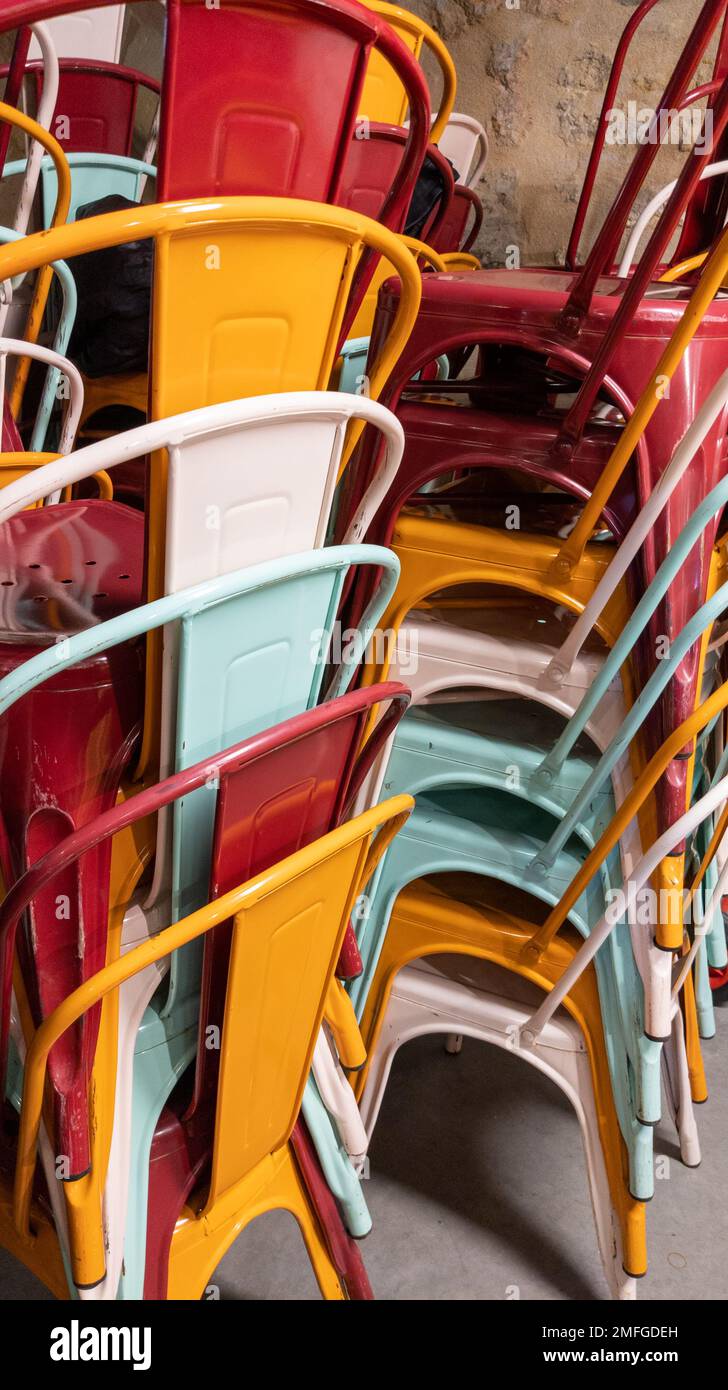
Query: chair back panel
[[158, 0, 375, 203], [209, 832, 366, 1199]]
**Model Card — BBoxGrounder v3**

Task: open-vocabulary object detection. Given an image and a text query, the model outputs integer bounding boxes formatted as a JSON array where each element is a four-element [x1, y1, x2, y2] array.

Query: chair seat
[[0, 499, 144, 640]]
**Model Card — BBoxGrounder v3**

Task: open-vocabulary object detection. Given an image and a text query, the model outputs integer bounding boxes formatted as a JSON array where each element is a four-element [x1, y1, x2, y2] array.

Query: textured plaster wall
[[402, 0, 718, 267]]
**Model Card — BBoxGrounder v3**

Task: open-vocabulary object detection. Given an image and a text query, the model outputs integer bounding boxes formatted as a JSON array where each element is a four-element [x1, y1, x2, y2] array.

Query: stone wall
[[403, 0, 719, 266]]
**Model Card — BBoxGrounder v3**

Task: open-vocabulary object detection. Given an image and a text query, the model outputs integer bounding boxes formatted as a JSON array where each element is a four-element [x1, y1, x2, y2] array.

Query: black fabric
[[67, 195, 152, 378], [404, 154, 458, 240]]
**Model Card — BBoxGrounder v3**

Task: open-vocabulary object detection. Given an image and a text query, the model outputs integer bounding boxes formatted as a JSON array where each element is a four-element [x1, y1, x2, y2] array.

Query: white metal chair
[[0, 392, 403, 1297], [435, 110, 488, 187], [357, 948, 637, 1301], [28, 5, 126, 63]]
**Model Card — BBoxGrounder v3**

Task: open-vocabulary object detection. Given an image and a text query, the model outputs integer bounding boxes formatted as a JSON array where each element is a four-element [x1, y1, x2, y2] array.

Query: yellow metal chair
[[10, 795, 412, 1296], [0, 454, 112, 501], [360, 1, 457, 143], [353, 876, 646, 1280], [0, 202, 420, 1281], [348, 233, 446, 343], [0, 197, 422, 778]]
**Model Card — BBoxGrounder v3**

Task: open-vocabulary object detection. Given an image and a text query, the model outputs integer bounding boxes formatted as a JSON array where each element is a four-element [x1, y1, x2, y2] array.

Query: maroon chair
[[430, 182, 482, 256], [567, 0, 728, 271], [0, 683, 410, 1299], [25, 59, 161, 156], [338, 122, 455, 247]]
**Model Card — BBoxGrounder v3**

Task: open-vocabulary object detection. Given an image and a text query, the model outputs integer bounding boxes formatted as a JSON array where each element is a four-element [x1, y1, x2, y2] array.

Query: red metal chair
[[26, 58, 160, 156], [1, 0, 431, 232], [0, 26, 31, 172], [429, 181, 482, 255], [567, 0, 728, 272], [156, 0, 429, 230], [338, 121, 454, 246], [0, 684, 411, 1299]]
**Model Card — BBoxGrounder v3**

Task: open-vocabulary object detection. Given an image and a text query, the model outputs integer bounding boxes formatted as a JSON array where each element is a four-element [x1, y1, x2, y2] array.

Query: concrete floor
[[2, 1007, 726, 1302]]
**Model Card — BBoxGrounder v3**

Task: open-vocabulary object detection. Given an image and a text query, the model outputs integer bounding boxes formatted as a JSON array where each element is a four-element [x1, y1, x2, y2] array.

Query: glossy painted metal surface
[[27, 59, 160, 157], [437, 111, 488, 189], [339, 122, 453, 243], [0, 528, 401, 1280], [360, 0, 456, 144], [11, 794, 411, 1293], [0, 500, 144, 1179], [28, 3, 126, 61], [0, 26, 31, 173], [0, 697, 409, 1276], [157, 0, 430, 247], [429, 182, 482, 255], [337, 122, 451, 321], [0, 197, 421, 777], [138, 684, 408, 1297]]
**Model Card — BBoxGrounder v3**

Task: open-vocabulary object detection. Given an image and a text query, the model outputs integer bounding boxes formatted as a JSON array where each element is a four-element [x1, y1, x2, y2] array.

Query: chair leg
[[669, 1007, 702, 1168], [167, 1146, 347, 1300], [276, 1149, 349, 1301], [681, 970, 709, 1103]]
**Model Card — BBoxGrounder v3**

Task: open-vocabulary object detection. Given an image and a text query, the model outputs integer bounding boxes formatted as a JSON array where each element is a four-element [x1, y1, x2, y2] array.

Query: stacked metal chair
[[0, 0, 724, 1306]]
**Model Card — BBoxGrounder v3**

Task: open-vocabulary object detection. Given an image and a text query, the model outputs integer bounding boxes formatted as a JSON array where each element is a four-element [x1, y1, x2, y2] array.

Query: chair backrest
[[0, 391, 403, 558], [197, 681, 410, 1112], [157, 0, 430, 218], [10, 793, 412, 1280], [38, 150, 156, 224], [436, 111, 488, 187], [339, 121, 454, 242], [0, 197, 421, 767], [28, 58, 160, 155], [0, 336, 83, 456], [169, 545, 399, 928], [430, 182, 482, 255], [359, 0, 456, 143], [27, 4, 126, 61], [0, 689, 410, 1148]]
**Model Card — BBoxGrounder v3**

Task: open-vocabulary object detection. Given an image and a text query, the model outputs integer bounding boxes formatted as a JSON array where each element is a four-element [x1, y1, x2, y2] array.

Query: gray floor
[[2, 1011, 726, 1301]]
